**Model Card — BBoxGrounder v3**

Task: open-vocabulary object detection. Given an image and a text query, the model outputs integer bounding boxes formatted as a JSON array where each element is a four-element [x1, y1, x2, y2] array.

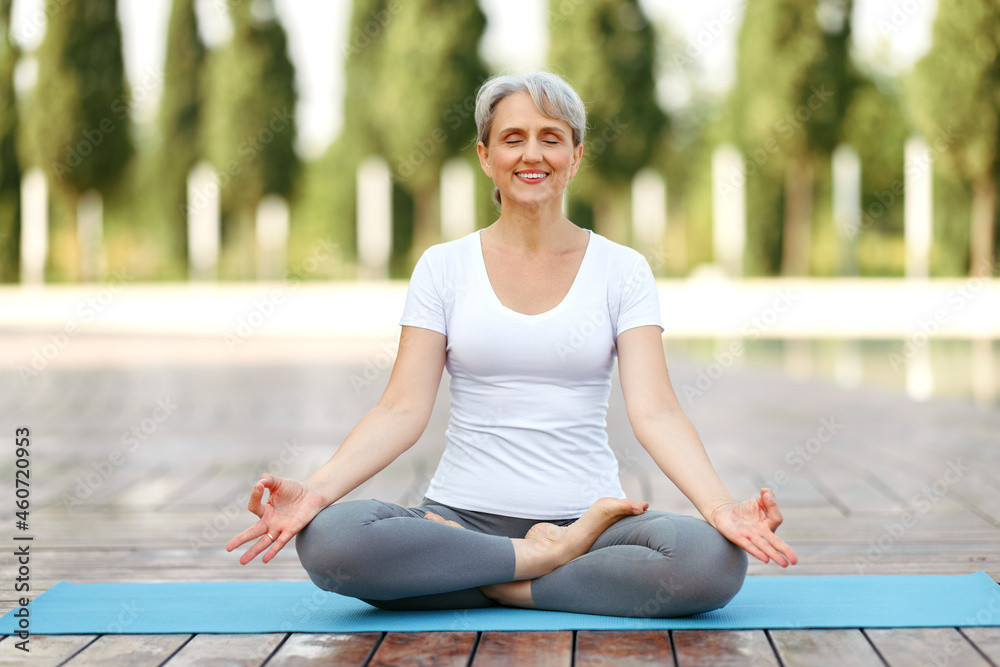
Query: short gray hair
[[475, 71, 587, 206]]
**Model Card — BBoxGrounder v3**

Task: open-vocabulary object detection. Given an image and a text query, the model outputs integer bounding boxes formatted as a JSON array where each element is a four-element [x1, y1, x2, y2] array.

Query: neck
[[491, 199, 577, 253]]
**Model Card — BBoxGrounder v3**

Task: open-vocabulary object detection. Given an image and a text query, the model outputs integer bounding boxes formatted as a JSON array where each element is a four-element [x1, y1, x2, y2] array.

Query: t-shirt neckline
[[472, 228, 594, 321]]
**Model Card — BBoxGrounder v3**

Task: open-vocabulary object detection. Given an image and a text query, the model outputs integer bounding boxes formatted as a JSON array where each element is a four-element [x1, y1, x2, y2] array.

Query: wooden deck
[[1, 333, 999, 666]]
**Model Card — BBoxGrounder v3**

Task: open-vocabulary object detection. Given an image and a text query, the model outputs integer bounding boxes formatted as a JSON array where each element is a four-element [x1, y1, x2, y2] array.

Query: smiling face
[[477, 91, 584, 212]]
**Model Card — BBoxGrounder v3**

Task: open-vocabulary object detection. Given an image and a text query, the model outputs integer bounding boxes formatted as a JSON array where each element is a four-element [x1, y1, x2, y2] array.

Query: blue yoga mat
[[2, 572, 997, 634]]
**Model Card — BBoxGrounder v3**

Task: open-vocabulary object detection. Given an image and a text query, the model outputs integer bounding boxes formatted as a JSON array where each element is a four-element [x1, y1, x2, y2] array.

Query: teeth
[[518, 173, 546, 179]]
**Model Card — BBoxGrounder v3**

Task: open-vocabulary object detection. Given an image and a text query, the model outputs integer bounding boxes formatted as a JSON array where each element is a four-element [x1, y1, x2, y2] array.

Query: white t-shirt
[[398, 229, 662, 519]]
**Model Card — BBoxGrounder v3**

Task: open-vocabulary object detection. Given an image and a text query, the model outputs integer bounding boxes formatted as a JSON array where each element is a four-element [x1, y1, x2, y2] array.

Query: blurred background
[[0, 0, 998, 407], [0, 3, 998, 598]]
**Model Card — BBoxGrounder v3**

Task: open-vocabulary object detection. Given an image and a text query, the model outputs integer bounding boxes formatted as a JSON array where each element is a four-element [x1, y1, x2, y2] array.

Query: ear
[[569, 142, 583, 178], [477, 141, 492, 178]]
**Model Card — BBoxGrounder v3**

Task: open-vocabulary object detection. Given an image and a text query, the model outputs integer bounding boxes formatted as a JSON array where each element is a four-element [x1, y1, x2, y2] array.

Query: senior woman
[[227, 71, 797, 618]]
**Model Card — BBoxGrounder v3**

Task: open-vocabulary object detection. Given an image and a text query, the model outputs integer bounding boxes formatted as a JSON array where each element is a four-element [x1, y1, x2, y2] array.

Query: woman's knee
[[295, 499, 404, 593], [663, 524, 747, 615], [634, 517, 747, 617]]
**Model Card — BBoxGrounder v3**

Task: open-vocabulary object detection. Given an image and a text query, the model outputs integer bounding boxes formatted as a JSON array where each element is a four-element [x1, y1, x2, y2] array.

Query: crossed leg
[[295, 498, 747, 618]]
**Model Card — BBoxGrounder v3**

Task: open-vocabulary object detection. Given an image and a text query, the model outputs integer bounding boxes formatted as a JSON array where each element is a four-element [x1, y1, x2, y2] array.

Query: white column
[[631, 168, 666, 262], [20, 168, 48, 285], [77, 189, 103, 281], [357, 157, 392, 280], [256, 194, 289, 281], [712, 144, 745, 277], [440, 159, 475, 242], [904, 137, 932, 279], [832, 144, 861, 275], [187, 162, 220, 281], [971, 338, 995, 411], [905, 343, 934, 401]]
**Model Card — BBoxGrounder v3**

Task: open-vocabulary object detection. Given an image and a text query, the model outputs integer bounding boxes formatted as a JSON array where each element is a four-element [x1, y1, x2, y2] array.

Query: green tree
[[29, 0, 133, 198], [203, 0, 298, 277], [158, 0, 206, 273], [731, 0, 856, 275], [0, 0, 20, 281], [840, 75, 909, 276], [548, 0, 667, 245], [361, 0, 487, 262], [908, 0, 1000, 276]]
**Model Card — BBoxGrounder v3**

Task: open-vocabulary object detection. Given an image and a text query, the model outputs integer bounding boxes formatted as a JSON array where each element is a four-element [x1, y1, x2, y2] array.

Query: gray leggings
[[295, 498, 748, 618]]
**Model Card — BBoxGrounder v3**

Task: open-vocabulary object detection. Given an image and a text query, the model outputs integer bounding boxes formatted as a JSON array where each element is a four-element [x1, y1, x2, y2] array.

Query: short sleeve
[[615, 253, 663, 338], [398, 249, 448, 336]]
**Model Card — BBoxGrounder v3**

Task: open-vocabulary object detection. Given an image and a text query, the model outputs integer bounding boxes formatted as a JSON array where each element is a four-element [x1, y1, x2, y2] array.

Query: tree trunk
[[969, 174, 997, 277], [781, 156, 814, 276], [593, 186, 630, 245], [410, 184, 440, 266]]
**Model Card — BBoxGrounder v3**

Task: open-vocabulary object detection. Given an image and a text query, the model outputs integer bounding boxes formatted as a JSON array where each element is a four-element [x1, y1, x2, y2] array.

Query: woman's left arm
[[616, 325, 798, 567]]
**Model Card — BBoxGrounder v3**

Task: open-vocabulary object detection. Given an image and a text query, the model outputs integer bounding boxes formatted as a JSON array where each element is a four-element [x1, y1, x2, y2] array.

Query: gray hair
[[475, 71, 587, 206]]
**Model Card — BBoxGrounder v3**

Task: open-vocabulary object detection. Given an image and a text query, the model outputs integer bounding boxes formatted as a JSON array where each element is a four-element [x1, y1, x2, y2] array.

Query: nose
[[522, 137, 543, 163]]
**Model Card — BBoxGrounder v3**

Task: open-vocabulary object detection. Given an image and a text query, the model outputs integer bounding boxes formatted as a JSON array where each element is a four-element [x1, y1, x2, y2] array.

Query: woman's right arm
[[304, 324, 447, 504], [227, 325, 446, 563]]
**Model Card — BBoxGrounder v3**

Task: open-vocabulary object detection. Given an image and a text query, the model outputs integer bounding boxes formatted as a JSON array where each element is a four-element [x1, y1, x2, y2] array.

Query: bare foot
[[511, 497, 647, 580]]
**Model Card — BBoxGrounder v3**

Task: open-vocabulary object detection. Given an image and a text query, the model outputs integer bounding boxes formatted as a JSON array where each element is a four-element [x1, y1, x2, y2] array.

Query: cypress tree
[[0, 0, 20, 281], [158, 0, 206, 272], [30, 0, 133, 197], [908, 0, 1000, 276], [731, 0, 856, 275], [203, 0, 299, 277], [362, 0, 487, 261], [548, 0, 667, 245]]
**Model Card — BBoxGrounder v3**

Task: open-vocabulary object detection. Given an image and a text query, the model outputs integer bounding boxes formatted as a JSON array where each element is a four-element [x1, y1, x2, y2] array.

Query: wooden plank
[[369, 632, 475, 666], [472, 631, 572, 667], [575, 630, 673, 666], [961, 627, 1000, 664], [866, 628, 990, 667], [673, 630, 779, 666], [769, 630, 884, 667], [0, 634, 96, 667], [267, 633, 381, 665], [62, 633, 192, 666], [164, 633, 286, 666]]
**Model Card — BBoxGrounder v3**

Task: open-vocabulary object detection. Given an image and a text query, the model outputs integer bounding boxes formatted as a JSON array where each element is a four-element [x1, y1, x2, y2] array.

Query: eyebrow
[[498, 126, 567, 137]]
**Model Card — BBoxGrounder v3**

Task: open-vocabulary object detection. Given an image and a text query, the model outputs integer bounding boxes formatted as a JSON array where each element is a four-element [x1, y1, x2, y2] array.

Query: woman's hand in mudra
[[710, 488, 798, 567], [226, 473, 328, 565]]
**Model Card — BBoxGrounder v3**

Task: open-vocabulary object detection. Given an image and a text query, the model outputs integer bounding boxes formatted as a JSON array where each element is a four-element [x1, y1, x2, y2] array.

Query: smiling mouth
[[516, 171, 549, 182]]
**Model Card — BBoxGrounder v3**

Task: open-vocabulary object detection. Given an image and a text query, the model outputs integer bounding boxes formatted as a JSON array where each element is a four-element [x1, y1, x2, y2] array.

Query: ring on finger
[[267, 533, 275, 541]]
